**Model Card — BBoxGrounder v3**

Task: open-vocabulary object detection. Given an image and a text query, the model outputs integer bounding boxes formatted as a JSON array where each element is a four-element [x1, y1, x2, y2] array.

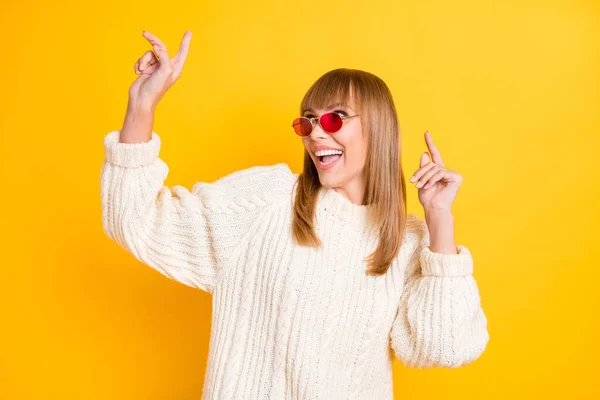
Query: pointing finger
[[142, 31, 171, 69], [425, 130, 445, 167], [142, 30, 169, 53]]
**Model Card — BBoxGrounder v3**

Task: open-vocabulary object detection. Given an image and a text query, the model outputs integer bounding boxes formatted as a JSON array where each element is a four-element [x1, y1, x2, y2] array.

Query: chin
[[317, 175, 342, 188]]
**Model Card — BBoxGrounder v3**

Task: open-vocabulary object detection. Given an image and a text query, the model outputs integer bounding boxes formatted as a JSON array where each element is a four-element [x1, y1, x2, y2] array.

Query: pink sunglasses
[[291, 111, 360, 137]]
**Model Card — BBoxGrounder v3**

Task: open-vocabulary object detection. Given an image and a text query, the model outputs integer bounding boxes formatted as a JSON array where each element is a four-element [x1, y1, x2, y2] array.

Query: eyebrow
[[302, 102, 353, 114]]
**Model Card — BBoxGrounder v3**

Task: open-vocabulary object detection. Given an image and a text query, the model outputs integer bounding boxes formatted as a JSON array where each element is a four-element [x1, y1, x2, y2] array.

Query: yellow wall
[[1, 0, 598, 398]]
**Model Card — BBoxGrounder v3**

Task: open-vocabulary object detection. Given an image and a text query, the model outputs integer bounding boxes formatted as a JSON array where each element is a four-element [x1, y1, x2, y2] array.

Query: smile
[[317, 153, 342, 170]]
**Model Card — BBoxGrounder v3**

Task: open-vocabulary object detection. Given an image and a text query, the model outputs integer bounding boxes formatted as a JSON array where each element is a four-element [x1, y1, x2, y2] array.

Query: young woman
[[101, 30, 489, 399]]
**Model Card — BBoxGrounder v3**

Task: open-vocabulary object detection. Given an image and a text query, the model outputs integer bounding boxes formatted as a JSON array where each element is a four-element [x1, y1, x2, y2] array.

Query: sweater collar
[[317, 186, 373, 227]]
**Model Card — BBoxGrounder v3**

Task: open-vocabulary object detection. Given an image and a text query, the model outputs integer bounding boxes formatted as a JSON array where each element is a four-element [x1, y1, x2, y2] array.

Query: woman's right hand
[[129, 30, 192, 111]]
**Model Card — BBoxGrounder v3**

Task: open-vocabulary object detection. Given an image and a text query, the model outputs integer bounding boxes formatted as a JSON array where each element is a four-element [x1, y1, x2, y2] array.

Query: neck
[[330, 177, 366, 206]]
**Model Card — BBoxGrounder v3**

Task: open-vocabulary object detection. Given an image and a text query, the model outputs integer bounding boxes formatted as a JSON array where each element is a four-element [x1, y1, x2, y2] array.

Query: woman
[[101, 30, 489, 399]]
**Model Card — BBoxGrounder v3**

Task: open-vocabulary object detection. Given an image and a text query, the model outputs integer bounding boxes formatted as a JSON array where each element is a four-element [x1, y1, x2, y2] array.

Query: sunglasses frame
[[291, 112, 360, 137]]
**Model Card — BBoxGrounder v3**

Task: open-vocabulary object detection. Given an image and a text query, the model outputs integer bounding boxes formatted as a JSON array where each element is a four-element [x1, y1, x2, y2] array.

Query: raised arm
[[101, 129, 294, 293], [101, 30, 295, 293], [389, 214, 490, 368]]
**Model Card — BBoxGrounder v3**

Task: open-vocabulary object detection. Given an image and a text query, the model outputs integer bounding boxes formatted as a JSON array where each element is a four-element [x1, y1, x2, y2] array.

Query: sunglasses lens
[[320, 112, 343, 133], [292, 117, 313, 136]]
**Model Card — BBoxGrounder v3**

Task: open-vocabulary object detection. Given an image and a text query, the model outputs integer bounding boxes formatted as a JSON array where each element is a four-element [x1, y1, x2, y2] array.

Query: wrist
[[126, 96, 156, 115], [424, 210, 457, 254], [120, 102, 155, 144], [424, 207, 454, 221]]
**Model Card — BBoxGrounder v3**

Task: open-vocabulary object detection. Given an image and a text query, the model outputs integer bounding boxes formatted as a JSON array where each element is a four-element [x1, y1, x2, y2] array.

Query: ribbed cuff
[[103, 130, 161, 168], [420, 245, 473, 277]]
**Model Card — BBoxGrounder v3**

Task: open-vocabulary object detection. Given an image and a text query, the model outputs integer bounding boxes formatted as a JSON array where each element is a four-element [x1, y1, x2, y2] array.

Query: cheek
[[343, 143, 368, 169], [336, 128, 365, 157]]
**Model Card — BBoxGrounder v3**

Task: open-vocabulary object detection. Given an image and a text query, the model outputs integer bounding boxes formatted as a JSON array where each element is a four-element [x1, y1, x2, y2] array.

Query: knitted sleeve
[[389, 214, 490, 368], [100, 130, 294, 294]]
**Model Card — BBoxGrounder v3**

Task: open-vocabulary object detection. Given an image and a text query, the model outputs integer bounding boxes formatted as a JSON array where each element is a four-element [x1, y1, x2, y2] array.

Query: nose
[[309, 120, 329, 140]]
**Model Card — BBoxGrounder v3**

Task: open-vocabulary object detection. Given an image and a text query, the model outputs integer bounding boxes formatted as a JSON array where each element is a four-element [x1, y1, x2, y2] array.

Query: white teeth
[[315, 149, 343, 156]]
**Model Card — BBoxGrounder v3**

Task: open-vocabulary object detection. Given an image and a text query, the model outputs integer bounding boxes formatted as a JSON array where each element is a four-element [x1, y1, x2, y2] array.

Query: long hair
[[291, 68, 408, 276]]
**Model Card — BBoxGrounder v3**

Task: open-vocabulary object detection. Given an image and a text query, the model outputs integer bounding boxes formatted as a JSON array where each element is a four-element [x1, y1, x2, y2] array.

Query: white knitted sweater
[[100, 130, 489, 399]]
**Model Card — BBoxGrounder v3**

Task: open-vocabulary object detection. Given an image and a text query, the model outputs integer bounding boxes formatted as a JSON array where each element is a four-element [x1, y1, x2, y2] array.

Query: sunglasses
[[291, 112, 360, 137]]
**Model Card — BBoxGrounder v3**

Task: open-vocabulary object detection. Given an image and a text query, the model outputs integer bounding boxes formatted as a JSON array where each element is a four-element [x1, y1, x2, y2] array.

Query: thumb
[[420, 151, 430, 167]]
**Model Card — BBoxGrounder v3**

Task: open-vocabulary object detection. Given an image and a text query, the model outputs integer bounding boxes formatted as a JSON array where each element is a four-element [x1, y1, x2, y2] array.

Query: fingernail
[[409, 176, 416, 182]]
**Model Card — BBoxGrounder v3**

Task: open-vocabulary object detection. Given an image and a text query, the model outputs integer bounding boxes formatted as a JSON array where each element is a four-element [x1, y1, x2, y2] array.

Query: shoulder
[[211, 162, 295, 189], [191, 163, 298, 210]]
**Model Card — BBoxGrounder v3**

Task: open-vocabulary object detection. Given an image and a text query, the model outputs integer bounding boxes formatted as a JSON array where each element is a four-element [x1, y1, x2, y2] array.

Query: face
[[300, 91, 368, 193]]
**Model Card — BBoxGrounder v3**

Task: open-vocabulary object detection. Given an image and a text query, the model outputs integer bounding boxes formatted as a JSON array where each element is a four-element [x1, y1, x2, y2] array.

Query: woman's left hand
[[409, 131, 463, 212]]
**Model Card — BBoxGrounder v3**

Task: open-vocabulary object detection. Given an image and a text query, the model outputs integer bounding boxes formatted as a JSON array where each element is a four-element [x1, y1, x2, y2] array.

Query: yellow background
[[1, 0, 598, 398]]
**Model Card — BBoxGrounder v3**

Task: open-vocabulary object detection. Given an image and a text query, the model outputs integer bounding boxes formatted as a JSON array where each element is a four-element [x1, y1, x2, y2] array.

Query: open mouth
[[318, 154, 341, 164], [317, 152, 343, 166]]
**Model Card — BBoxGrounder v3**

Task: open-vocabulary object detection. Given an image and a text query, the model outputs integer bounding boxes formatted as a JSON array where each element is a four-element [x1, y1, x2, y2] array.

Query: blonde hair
[[291, 68, 408, 276]]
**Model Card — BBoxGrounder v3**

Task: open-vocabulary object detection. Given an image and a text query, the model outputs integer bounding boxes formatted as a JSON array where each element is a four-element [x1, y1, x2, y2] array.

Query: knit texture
[[101, 130, 490, 399]]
